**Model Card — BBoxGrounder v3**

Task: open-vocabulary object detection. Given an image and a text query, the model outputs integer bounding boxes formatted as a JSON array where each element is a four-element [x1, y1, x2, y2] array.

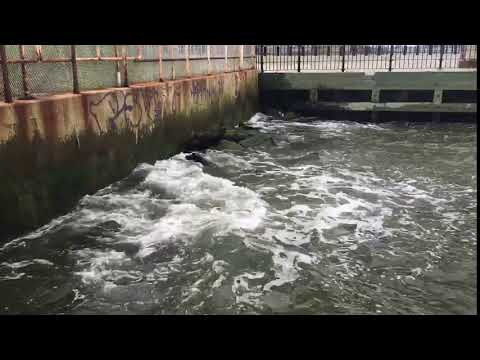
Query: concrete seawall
[[0, 69, 258, 241], [259, 71, 477, 118]]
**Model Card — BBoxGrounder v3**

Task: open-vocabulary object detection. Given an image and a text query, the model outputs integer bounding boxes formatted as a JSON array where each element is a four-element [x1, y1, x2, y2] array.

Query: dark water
[[0, 114, 476, 314]]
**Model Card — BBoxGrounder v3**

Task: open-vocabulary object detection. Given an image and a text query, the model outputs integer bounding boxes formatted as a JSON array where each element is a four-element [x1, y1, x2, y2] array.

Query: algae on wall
[[0, 70, 259, 243]]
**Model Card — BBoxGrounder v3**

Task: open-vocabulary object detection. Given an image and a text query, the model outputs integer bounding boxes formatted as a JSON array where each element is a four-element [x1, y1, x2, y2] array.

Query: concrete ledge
[[260, 71, 477, 91], [313, 101, 477, 113]]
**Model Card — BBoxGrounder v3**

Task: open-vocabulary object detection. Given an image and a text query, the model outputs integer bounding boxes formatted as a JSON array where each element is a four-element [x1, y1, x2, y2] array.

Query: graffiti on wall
[[86, 73, 239, 136], [172, 84, 182, 115], [191, 79, 208, 105], [133, 86, 168, 126], [0, 111, 17, 142], [88, 91, 133, 134], [190, 77, 226, 106], [234, 71, 247, 101]]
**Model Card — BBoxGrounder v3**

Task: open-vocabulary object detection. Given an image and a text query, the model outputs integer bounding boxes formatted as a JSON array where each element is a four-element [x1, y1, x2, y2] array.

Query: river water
[[0, 114, 476, 314]]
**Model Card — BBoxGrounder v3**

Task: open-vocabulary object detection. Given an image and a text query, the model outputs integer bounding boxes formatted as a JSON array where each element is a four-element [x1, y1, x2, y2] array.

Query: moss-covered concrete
[[0, 69, 258, 242]]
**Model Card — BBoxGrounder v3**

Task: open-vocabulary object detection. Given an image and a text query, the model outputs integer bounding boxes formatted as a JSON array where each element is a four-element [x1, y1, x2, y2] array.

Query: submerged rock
[[223, 129, 256, 142], [214, 140, 244, 151], [185, 153, 213, 167], [238, 123, 258, 131]]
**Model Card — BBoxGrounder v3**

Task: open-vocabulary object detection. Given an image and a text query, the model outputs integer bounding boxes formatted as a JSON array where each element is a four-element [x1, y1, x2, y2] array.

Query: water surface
[[0, 114, 476, 314]]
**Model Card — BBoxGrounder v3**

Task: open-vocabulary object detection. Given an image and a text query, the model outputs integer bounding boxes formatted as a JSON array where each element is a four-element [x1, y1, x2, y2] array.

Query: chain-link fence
[[0, 45, 256, 102]]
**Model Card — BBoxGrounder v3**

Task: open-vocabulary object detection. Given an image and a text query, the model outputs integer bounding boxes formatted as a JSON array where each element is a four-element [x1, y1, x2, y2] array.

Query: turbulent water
[[0, 114, 476, 314]]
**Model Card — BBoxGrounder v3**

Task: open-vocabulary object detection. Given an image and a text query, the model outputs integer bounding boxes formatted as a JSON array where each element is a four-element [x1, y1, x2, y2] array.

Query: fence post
[[260, 45, 264, 73], [388, 45, 394, 72], [185, 45, 191, 77], [114, 45, 121, 87], [0, 45, 12, 103], [240, 45, 244, 69], [19, 45, 30, 98], [207, 45, 211, 75], [341, 45, 346, 72], [225, 45, 228, 72], [158, 45, 163, 81], [122, 45, 129, 86], [70, 45, 80, 94], [439, 45, 444, 70], [170, 46, 176, 80], [297, 45, 301, 72]]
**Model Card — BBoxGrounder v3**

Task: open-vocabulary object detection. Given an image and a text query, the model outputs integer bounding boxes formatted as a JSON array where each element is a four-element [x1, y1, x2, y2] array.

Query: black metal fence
[[256, 45, 477, 73], [0, 45, 256, 103]]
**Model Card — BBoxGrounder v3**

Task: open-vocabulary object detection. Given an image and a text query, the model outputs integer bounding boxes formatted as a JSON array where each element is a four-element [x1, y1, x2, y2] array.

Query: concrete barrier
[[0, 69, 258, 241], [259, 71, 476, 116]]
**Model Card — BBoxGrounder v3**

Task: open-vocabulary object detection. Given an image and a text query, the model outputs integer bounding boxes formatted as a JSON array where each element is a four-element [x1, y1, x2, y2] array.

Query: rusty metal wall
[[0, 45, 256, 102]]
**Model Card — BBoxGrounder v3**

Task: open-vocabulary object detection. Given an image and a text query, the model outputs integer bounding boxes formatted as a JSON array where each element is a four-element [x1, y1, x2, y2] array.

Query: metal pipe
[[71, 45, 80, 94], [297, 45, 301, 73], [240, 45, 244, 69], [439, 45, 444, 70], [388, 45, 394, 72], [0, 45, 13, 103], [260, 45, 264, 73], [207, 45, 211, 75], [19, 45, 30, 98], [225, 45, 228, 72], [186, 44, 191, 77], [114, 45, 121, 87], [170, 46, 175, 80], [158, 45, 163, 81], [122, 45, 129, 86], [5, 56, 129, 64]]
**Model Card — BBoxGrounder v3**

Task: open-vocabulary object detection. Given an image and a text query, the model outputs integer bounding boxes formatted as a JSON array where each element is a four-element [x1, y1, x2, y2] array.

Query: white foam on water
[[203, 150, 254, 170], [232, 271, 265, 306], [1, 259, 54, 269], [133, 154, 267, 257], [74, 249, 130, 289], [61, 153, 269, 287]]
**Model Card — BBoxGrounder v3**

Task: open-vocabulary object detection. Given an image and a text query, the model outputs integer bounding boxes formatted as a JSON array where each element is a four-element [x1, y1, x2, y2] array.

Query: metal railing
[[256, 45, 477, 73], [0, 45, 256, 103]]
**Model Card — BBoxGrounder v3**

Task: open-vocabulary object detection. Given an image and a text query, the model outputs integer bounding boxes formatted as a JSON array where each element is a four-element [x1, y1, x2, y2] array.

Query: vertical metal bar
[[71, 45, 80, 94], [158, 45, 163, 80], [279, 45, 282, 71], [114, 45, 121, 87], [122, 45, 129, 86], [186, 44, 191, 77], [35, 45, 43, 61], [341, 45, 346, 72], [240, 45, 244, 69], [260, 45, 264, 73], [19, 45, 30, 98], [0, 45, 13, 103], [207, 45, 211, 74], [96, 45, 101, 59], [224, 45, 228, 72], [297, 45, 301, 72], [170, 46, 176, 80], [439, 45, 444, 70], [388, 45, 394, 71], [275, 45, 279, 72]]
